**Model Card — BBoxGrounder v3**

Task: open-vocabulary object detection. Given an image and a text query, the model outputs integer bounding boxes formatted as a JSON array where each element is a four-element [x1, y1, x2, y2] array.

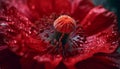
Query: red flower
[[0, 0, 119, 69]]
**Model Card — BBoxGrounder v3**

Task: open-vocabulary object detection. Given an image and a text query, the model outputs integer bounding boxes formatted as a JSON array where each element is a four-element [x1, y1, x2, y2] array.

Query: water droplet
[[19, 52, 24, 56], [0, 22, 8, 27], [28, 31, 31, 34], [31, 5, 35, 9], [56, 55, 61, 58]]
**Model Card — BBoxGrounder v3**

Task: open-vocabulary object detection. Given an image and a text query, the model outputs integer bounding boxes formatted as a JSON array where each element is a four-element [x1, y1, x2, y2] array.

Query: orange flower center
[[50, 15, 77, 57], [53, 15, 76, 34]]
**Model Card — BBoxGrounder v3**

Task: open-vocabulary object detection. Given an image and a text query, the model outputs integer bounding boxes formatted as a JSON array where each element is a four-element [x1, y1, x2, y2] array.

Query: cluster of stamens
[[36, 14, 85, 57]]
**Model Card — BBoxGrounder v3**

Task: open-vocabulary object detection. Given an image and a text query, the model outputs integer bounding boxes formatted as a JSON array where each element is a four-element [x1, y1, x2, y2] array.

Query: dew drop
[[31, 5, 35, 9], [28, 31, 31, 34], [0, 22, 8, 27]]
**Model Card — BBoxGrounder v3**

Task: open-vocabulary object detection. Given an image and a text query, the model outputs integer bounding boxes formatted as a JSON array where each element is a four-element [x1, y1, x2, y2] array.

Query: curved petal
[[0, 3, 63, 69], [0, 3, 47, 57], [27, 0, 72, 16], [0, 0, 39, 22], [75, 53, 120, 69], [33, 54, 62, 69], [28, 0, 54, 17], [80, 6, 117, 36], [63, 22, 118, 68], [84, 24, 118, 54], [71, 0, 94, 22], [54, 0, 71, 14], [92, 53, 120, 68], [20, 54, 62, 69]]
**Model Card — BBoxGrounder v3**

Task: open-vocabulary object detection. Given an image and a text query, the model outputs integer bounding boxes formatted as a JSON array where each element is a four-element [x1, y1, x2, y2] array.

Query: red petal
[[21, 54, 62, 69], [0, 4, 47, 56], [63, 22, 118, 68], [34, 54, 62, 69], [27, 0, 72, 16], [0, 5, 63, 69], [84, 25, 118, 54], [75, 53, 119, 69], [0, 0, 39, 21], [54, 0, 71, 14], [80, 6, 117, 36], [92, 53, 120, 68], [9, 34, 49, 56], [71, 0, 94, 22], [28, 0, 54, 17]]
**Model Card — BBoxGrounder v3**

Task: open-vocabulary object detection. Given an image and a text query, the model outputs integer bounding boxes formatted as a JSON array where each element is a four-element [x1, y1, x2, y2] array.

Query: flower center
[[53, 15, 76, 34], [51, 15, 76, 57], [34, 14, 85, 57]]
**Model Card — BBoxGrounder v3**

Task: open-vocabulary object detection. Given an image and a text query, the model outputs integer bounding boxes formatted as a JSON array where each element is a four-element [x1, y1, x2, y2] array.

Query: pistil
[[51, 15, 76, 57]]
